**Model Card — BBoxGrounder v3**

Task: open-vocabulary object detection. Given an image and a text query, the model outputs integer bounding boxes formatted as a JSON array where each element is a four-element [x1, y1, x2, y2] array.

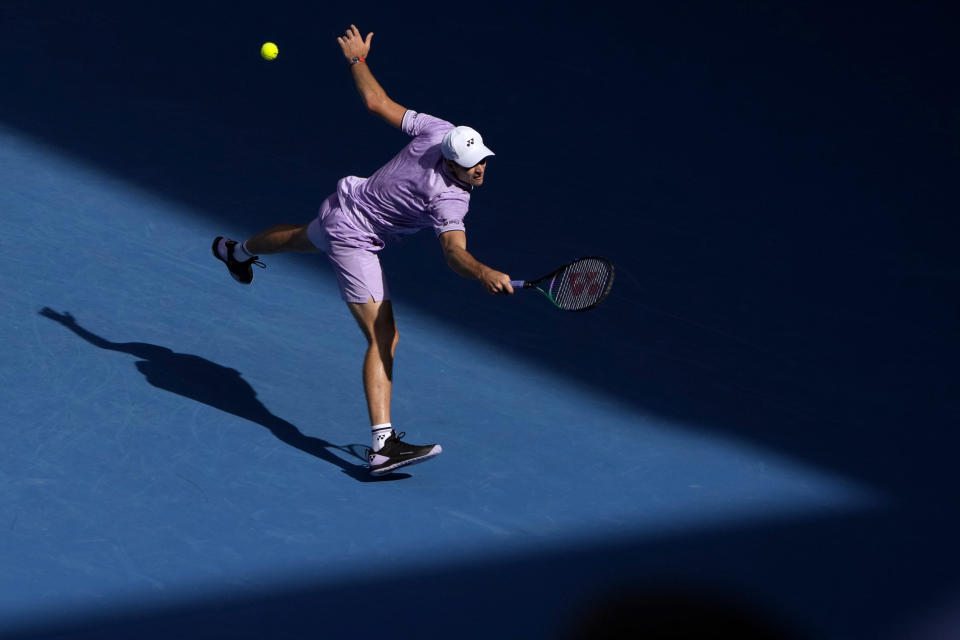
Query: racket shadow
[[38, 307, 409, 483]]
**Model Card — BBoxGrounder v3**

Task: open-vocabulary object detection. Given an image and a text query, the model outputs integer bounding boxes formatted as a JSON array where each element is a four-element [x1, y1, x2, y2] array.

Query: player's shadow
[[39, 307, 409, 482]]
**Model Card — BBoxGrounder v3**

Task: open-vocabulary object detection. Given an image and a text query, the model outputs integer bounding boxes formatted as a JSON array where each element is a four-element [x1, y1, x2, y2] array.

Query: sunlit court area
[[1, 2, 957, 638]]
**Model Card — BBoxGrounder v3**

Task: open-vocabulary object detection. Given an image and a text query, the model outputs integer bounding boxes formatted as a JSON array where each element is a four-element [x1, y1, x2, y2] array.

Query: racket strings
[[551, 258, 612, 310]]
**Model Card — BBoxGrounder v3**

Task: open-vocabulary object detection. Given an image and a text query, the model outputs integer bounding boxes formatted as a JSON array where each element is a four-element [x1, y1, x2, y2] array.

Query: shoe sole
[[369, 445, 442, 476]]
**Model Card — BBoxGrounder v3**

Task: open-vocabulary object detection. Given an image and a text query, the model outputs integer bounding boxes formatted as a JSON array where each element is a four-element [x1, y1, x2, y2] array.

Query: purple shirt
[[333, 111, 471, 250]]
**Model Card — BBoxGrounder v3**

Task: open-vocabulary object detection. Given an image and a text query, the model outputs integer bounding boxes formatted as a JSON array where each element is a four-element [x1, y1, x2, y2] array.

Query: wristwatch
[[349, 56, 365, 65]]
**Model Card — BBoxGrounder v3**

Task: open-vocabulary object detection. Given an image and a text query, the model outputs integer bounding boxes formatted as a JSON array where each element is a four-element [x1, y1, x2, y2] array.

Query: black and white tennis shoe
[[212, 236, 265, 285], [367, 431, 442, 476]]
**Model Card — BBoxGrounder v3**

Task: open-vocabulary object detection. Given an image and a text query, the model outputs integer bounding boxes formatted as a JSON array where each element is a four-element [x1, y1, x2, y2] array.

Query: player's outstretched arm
[[337, 24, 407, 129], [439, 231, 514, 295]]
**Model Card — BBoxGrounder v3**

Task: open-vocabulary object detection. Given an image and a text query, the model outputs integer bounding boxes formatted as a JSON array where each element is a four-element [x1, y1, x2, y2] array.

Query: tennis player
[[212, 24, 513, 475]]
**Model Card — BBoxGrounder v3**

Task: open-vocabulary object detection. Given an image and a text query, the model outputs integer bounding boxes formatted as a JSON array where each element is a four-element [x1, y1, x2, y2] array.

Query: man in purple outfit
[[212, 24, 513, 476]]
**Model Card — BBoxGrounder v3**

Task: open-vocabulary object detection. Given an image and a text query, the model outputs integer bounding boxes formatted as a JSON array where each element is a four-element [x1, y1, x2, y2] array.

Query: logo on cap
[[441, 126, 494, 168]]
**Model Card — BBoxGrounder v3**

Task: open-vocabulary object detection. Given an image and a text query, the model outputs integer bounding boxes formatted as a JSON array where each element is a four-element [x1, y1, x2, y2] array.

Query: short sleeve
[[402, 110, 454, 139], [429, 191, 469, 236]]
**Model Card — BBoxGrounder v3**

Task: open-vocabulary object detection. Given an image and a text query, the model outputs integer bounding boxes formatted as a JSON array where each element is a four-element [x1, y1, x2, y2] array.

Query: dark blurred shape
[[566, 588, 802, 640]]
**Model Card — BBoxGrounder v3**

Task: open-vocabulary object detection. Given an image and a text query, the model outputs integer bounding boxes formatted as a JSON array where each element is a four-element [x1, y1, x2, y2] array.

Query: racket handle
[[509, 280, 525, 288]]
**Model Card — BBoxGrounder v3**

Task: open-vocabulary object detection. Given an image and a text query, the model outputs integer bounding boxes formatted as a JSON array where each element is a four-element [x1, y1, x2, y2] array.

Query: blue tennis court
[[1, 2, 957, 638]]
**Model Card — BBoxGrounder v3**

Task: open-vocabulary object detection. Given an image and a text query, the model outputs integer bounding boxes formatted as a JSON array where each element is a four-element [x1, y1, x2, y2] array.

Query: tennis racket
[[510, 256, 615, 311]]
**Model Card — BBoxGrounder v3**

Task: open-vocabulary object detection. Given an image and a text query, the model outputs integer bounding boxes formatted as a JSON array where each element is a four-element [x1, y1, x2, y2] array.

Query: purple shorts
[[306, 194, 390, 304]]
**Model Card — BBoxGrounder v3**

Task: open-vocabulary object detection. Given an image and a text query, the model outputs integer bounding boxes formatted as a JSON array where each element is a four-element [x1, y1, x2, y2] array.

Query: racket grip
[[509, 280, 525, 288]]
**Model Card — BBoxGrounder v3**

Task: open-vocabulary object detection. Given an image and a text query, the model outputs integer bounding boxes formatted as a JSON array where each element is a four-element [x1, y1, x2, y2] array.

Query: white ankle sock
[[233, 241, 253, 261], [371, 423, 393, 452]]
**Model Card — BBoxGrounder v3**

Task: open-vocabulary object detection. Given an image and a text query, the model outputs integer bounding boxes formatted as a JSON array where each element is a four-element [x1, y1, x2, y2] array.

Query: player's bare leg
[[347, 298, 441, 475], [212, 223, 318, 284], [245, 223, 320, 254], [347, 298, 397, 426]]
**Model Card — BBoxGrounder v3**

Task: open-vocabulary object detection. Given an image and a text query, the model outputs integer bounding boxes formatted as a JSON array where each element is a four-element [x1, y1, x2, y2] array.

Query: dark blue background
[[2, 1, 957, 637]]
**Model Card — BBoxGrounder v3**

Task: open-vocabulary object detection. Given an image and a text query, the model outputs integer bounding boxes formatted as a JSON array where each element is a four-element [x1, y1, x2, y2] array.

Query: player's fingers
[[365, 32, 374, 47]]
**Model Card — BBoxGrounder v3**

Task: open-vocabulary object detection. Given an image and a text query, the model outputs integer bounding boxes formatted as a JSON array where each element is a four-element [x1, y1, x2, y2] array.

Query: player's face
[[450, 157, 488, 187]]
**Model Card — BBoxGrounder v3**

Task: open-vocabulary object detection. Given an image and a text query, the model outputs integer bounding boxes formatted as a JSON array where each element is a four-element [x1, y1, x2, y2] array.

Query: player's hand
[[337, 24, 373, 61], [480, 268, 514, 295]]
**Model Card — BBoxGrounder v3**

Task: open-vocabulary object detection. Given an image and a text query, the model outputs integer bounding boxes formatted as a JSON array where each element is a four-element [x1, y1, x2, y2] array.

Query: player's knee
[[374, 321, 398, 353], [292, 225, 320, 252]]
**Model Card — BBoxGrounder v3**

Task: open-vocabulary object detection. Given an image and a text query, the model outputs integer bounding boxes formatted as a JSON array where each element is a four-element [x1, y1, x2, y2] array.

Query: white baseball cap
[[441, 126, 495, 168]]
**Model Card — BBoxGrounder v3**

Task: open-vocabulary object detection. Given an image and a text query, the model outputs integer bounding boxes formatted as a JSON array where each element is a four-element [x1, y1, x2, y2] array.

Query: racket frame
[[510, 256, 614, 312]]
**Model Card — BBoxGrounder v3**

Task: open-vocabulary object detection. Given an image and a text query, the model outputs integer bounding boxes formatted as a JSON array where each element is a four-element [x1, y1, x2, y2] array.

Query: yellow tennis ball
[[260, 42, 278, 61]]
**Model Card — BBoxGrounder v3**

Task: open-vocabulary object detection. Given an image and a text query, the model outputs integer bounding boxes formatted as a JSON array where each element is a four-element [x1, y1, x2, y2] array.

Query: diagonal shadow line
[[38, 307, 409, 483], [6, 504, 949, 640]]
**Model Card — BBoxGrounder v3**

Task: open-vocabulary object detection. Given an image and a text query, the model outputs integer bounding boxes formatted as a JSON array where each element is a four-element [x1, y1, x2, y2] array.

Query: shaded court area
[[1, 1, 958, 638]]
